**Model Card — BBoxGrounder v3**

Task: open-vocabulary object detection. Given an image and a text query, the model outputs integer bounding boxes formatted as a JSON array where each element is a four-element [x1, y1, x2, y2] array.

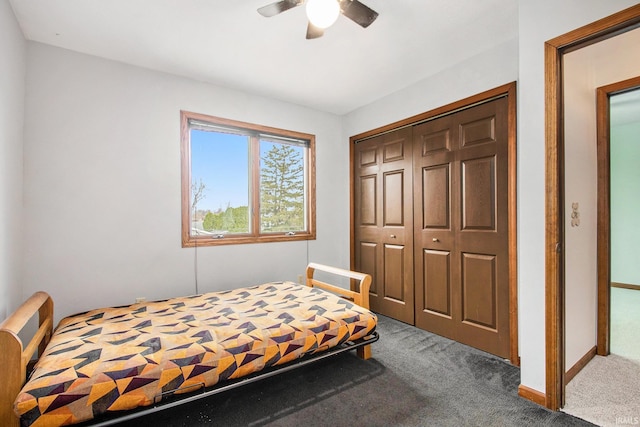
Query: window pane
[[190, 129, 250, 236], [260, 140, 306, 233], [181, 110, 315, 247]]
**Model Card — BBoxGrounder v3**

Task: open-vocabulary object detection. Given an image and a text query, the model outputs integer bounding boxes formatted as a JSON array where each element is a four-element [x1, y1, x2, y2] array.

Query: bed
[[0, 263, 378, 427]]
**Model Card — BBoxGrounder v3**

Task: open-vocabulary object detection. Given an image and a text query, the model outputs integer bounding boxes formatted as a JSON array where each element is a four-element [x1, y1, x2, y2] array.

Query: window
[[181, 111, 316, 247]]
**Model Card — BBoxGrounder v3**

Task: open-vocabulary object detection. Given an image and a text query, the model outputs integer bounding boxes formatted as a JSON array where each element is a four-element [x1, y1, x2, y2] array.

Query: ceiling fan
[[258, 0, 379, 39]]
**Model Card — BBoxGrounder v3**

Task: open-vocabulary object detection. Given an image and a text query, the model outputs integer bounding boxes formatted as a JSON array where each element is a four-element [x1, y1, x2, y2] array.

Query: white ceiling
[[8, 0, 518, 115]]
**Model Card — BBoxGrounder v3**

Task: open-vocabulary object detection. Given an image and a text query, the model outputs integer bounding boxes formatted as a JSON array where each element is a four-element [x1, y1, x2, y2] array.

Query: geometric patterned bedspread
[[14, 282, 377, 426]]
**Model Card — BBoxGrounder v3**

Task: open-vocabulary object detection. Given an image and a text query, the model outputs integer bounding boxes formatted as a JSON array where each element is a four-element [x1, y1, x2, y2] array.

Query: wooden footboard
[[305, 263, 373, 360], [0, 292, 54, 427]]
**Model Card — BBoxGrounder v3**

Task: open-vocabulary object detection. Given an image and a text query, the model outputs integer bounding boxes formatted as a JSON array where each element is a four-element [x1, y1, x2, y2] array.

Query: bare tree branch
[[191, 178, 206, 211]]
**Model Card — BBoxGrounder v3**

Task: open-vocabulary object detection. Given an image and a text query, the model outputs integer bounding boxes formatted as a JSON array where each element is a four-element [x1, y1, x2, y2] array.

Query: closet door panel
[[354, 128, 414, 324], [414, 98, 510, 358]]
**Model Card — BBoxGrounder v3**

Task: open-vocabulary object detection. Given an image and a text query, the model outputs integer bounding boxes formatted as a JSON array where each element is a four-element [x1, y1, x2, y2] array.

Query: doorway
[[597, 80, 640, 357], [350, 82, 518, 364], [544, 4, 640, 410], [563, 82, 640, 423]]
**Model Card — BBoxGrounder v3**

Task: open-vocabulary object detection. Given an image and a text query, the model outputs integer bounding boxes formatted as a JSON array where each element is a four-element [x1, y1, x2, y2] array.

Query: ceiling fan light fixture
[[306, 0, 340, 29]]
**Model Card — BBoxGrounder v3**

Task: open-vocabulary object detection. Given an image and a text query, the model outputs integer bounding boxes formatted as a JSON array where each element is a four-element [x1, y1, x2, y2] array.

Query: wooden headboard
[[0, 291, 54, 427]]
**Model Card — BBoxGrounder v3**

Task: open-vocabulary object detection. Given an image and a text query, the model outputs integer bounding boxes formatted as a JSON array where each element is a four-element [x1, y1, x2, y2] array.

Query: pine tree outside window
[[180, 111, 316, 247]]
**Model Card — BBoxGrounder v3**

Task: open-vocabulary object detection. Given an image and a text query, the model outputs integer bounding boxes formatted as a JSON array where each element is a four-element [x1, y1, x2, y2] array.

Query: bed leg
[[357, 344, 371, 360]]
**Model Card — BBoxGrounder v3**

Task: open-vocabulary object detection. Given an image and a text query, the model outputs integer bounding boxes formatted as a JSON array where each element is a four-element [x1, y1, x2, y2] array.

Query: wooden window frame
[[181, 110, 316, 247]]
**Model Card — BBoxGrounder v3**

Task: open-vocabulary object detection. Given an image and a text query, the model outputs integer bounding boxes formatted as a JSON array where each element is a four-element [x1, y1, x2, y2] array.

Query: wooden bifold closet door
[[413, 98, 509, 358], [353, 127, 415, 324], [353, 97, 510, 359]]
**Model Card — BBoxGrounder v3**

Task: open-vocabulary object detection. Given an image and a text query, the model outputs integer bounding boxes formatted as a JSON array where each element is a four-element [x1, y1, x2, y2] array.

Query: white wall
[[0, 0, 26, 322], [23, 43, 346, 324], [563, 27, 640, 372], [611, 121, 640, 286], [343, 38, 518, 138], [517, 0, 639, 393]]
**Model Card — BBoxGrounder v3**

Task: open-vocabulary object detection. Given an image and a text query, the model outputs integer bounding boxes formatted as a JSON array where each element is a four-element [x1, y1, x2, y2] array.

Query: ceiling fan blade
[[258, 0, 304, 17], [339, 0, 378, 28], [306, 21, 324, 39]]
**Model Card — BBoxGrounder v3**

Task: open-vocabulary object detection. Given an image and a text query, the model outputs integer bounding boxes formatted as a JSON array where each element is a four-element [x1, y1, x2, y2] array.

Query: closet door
[[413, 98, 510, 358], [354, 128, 414, 324]]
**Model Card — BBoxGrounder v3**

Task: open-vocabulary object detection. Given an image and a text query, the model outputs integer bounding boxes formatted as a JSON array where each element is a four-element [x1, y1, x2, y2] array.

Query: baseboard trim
[[518, 384, 546, 406], [565, 346, 596, 384], [611, 282, 640, 290]]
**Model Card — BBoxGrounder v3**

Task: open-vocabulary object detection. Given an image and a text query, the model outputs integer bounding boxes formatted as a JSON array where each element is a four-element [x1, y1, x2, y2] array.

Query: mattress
[[14, 282, 377, 426]]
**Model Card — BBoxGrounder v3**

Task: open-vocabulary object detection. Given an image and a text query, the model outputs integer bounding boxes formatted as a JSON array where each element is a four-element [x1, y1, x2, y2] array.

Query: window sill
[[182, 232, 316, 248]]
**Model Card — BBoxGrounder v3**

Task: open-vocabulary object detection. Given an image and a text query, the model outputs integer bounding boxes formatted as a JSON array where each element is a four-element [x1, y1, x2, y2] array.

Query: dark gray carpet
[[117, 315, 594, 426]]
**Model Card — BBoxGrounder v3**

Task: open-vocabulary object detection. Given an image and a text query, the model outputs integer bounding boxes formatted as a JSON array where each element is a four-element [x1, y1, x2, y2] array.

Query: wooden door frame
[[544, 4, 640, 411], [350, 81, 519, 365], [596, 76, 640, 356]]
